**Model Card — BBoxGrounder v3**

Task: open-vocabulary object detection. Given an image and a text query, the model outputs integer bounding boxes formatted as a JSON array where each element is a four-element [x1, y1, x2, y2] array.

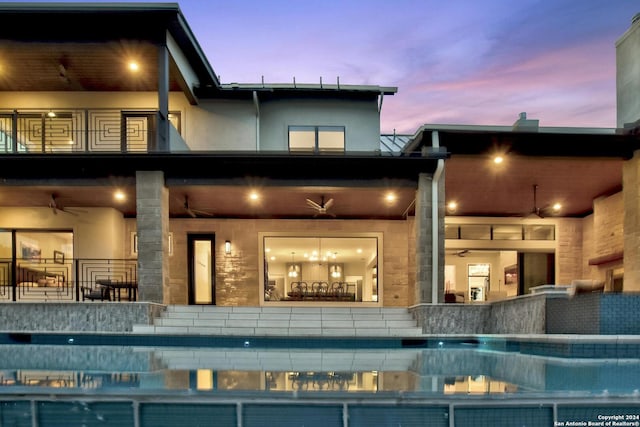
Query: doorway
[[187, 234, 215, 305]]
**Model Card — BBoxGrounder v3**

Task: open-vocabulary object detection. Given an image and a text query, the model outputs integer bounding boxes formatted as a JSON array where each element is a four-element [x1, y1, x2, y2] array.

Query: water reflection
[[0, 345, 638, 397]]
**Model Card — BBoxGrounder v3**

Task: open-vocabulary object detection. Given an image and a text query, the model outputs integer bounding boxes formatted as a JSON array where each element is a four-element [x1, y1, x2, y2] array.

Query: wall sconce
[[225, 240, 231, 255]]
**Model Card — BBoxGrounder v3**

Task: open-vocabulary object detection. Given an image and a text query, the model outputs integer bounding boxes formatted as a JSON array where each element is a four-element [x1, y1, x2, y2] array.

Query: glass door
[[188, 234, 215, 305]]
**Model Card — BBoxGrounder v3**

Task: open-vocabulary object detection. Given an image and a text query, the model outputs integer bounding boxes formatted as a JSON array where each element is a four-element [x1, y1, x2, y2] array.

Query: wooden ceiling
[[0, 154, 624, 219], [0, 42, 182, 92]]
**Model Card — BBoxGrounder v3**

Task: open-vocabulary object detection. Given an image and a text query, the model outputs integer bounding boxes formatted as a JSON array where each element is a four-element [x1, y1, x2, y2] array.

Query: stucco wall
[[0, 207, 126, 259], [259, 98, 381, 151], [126, 218, 409, 306]]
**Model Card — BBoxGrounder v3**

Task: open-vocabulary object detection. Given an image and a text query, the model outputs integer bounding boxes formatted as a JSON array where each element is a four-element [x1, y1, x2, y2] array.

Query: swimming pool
[[0, 338, 638, 426]]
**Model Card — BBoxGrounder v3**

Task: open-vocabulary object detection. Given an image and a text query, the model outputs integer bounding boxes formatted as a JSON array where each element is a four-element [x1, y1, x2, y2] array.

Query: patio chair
[[81, 285, 111, 301]]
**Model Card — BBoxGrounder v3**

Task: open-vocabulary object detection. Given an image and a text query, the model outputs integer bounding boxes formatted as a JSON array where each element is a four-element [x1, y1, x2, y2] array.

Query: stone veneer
[[411, 292, 639, 335], [410, 294, 547, 334], [0, 302, 165, 332], [127, 218, 412, 307]]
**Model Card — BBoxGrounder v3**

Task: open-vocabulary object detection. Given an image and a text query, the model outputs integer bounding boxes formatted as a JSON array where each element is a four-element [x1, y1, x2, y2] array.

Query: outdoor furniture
[[96, 279, 138, 301], [81, 285, 111, 301]]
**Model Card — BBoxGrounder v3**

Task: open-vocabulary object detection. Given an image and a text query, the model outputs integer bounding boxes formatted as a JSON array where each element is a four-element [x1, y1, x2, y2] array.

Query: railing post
[[75, 259, 80, 301]]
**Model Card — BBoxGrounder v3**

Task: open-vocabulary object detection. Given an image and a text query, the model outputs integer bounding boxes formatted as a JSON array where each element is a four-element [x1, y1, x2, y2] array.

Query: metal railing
[[0, 109, 181, 153], [0, 258, 137, 302]]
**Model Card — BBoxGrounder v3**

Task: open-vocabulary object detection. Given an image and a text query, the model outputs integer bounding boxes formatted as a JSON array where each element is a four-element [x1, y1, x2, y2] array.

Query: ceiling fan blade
[[306, 199, 322, 210], [324, 198, 334, 210]]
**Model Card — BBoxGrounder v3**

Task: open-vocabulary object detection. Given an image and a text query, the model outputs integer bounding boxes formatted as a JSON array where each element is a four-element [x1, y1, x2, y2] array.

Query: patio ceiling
[[0, 185, 417, 220], [0, 154, 624, 219], [0, 41, 183, 92]]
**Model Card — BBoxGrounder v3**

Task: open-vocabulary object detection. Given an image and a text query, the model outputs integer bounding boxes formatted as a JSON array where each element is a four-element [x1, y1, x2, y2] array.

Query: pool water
[[0, 342, 639, 426]]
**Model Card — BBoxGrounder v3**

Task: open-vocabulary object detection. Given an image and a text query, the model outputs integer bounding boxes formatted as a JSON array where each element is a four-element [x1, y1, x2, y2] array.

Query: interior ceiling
[[0, 154, 623, 219]]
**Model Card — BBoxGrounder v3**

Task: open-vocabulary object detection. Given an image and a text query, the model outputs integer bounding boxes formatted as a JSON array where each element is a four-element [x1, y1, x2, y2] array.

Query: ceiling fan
[[183, 196, 213, 218], [524, 184, 551, 219], [306, 196, 335, 217], [48, 194, 85, 216]]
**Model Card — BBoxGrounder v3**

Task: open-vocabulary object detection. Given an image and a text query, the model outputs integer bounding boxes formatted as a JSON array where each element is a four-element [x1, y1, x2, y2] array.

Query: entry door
[[188, 234, 215, 305]]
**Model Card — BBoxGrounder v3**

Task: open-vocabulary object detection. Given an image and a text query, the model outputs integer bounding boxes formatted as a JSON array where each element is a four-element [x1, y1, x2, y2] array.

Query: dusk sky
[[10, 0, 640, 133]]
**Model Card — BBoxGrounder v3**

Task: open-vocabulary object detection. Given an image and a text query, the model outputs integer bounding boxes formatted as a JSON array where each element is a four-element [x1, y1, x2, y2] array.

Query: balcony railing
[[0, 258, 137, 302], [0, 109, 182, 153]]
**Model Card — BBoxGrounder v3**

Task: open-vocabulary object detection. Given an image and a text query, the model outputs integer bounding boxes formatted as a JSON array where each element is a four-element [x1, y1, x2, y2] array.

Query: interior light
[[447, 201, 458, 212], [47, 111, 56, 118], [265, 248, 271, 253], [356, 248, 362, 254], [114, 190, 126, 201], [552, 203, 562, 212], [493, 156, 504, 164], [68, 140, 74, 145], [224, 240, 231, 255], [270, 256, 276, 261], [128, 61, 140, 72], [385, 192, 397, 203], [249, 191, 259, 201]]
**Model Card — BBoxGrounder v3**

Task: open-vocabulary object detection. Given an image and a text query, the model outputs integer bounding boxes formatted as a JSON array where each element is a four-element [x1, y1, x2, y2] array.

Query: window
[[262, 236, 378, 303], [288, 126, 345, 153]]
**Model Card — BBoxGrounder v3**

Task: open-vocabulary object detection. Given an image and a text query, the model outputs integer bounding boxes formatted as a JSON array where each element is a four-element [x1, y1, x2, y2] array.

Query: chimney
[[512, 112, 539, 132], [617, 13, 640, 128]]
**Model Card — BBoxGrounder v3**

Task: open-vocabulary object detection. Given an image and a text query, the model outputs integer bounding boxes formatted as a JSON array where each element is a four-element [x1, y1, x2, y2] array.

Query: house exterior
[[0, 3, 639, 324], [0, 3, 445, 308]]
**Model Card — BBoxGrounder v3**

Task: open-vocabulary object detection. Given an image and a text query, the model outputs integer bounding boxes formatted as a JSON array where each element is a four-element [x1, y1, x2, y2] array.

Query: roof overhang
[[0, 3, 219, 93], [404, 128, 640, 158], [0, 152, 445, 184]]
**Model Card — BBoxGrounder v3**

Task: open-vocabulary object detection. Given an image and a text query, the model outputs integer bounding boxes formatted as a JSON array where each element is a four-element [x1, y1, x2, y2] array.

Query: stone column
[[415, 170, 445, 303], [623, 151, 640, 291], [136, 171, 169, 303]]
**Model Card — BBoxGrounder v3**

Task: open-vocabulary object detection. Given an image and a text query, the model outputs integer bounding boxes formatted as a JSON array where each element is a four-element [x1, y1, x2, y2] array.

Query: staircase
[[132, 306, 424, 337]]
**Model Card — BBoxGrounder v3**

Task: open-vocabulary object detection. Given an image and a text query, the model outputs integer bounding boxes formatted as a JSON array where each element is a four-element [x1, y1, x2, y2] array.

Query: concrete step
[[132, 305, 424, 338]]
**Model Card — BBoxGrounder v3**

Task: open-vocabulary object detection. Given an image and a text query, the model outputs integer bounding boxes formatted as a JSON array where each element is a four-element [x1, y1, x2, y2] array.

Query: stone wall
[[129, 218, 410, 307], [410, 304, 491, 334], [488, 294, 547, 334], [412, 292, 640, 335], [556, 218, 583, 285], [0, 302, 165, 332]]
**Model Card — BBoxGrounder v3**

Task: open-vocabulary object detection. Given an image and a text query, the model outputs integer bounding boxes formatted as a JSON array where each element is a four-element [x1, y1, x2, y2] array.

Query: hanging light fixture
[[288, 252, 299, 278], [330, 252, 341, 278], [330, 264, 342, 278]]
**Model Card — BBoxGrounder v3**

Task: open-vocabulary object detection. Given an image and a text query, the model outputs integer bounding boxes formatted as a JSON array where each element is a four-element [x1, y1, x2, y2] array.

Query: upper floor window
[[288, 126, 345, 153]]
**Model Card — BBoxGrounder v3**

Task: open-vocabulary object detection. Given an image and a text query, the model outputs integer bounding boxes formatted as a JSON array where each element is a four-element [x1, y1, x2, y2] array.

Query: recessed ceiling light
[[493, 155, 504, 164], [270, 256, 276, 261], [265, 248, 271, 253], [447, 201, 458, 212], [552, 203, 562, 212], [128, 61, 140, 72], [114, 190, 126, 201], [248, 191, 259, 201], [385, 192, 397, 203], [356, 248, 362, 254]]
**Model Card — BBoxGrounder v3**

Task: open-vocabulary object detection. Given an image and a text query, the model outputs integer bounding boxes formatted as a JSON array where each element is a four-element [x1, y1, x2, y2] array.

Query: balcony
[[0, 109, 185, 153]]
